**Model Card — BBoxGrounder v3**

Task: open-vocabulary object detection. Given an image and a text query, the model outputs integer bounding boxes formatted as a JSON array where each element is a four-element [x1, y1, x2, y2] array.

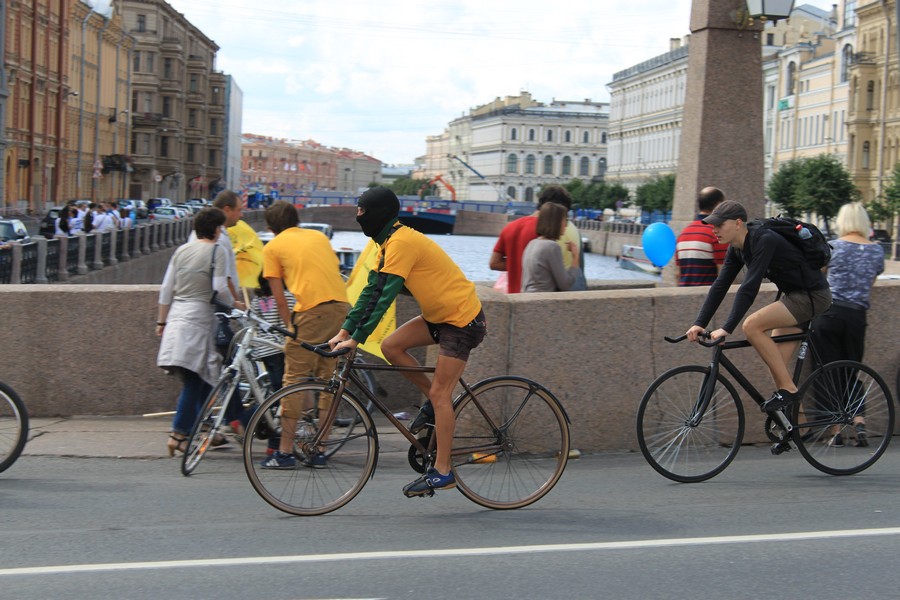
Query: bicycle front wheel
[[451, 377, 570, 510], [792, 360, 894, 475], [243, 382, 377, 516], [182, 375, 237, 476], [636, 366, 744, 483], [0, 382, 29, 474]]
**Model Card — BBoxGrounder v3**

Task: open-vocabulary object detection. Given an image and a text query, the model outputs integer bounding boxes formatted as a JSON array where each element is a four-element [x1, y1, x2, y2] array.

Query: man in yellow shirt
[[261, 201, 350, 469], [329, 187, 486, 497]]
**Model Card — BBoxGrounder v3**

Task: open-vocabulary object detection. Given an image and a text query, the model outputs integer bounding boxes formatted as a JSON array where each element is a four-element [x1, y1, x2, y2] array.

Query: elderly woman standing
[[157, 207, 233, 455], [810, 202, 884, 447]]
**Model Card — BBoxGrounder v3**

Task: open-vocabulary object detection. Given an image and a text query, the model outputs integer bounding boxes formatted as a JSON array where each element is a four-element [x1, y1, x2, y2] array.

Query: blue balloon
[[642, 222, 676, 268]]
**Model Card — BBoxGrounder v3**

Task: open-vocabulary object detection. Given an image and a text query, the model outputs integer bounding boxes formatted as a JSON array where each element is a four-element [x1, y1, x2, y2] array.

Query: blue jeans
[[172, 369, 212, 435]]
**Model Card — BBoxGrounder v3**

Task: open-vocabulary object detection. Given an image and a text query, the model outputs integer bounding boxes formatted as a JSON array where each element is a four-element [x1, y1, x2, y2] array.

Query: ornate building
[[120, 0, 224, 202], [424, 92, 609, 203]]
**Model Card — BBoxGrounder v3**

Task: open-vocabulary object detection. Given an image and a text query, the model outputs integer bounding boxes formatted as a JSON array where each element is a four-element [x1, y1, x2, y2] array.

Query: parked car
[[175, 203, 201, 215], [118, 199, 149, 219], [0, 219, 31, 243], [39, 207, 63, 237], [257, 222, 333, 244], [149, 206, 181, 221], [187, 198, 209, 207], [147, 198, 173, 212]]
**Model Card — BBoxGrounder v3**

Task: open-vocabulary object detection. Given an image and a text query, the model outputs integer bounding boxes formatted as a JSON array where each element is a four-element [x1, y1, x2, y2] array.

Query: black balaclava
[[356, 186, 400, 238]]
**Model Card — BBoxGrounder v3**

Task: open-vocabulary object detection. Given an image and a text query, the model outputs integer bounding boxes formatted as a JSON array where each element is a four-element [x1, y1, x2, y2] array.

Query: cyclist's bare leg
[[381, 317, 435, 397], [431, 354, 467, 474], [771, 326, 802, 375], [743, 303, 801, 393]]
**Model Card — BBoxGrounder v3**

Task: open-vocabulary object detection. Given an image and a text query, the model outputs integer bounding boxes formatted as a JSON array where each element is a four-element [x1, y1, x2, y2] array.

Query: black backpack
[[748, 216, 831, 270]]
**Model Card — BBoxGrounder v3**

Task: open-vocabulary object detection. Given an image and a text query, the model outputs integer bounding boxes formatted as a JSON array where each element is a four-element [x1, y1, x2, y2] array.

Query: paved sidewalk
[[22, 414, 416, 460]]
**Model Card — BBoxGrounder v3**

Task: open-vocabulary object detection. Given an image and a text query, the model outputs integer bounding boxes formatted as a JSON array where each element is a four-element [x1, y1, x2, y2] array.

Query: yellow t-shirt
[[227, 220, 264, 289], [263, 227, 348, 312], [379, 226, 481, 327], [559, 220, 580, 269]]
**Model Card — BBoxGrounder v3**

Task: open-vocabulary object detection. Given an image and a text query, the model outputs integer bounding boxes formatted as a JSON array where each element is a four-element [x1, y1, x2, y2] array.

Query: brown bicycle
[[243, 342, 571, 516]]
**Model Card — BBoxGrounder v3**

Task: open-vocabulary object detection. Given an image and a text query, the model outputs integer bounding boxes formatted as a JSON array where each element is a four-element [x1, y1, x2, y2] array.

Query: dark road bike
[[243, 343, 571, 516], [636, 331, 894, 482]]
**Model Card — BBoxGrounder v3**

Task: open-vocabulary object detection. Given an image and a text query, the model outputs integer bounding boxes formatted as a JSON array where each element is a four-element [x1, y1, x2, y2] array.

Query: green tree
[[871, 162, 900, 225], [604, 182, 631, 210], [388, 177, 430, 197], [563, 179, 588, 206], [767, 158, 804, 217], [794, 154, 859, 229], [635, 174, 675, 212]]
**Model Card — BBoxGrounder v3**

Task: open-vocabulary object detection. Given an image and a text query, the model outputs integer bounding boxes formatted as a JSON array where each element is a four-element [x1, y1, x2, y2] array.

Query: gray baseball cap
[[702, 200, 747, 225]]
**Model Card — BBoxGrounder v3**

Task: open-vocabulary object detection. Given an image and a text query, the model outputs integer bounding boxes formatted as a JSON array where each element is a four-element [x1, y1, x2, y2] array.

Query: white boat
[[618, 245, 661, 275]]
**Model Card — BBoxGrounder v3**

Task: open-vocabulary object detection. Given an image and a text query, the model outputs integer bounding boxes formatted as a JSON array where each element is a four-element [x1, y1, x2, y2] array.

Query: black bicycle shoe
[[408, 402, 435, 434], [760, 389, 800, 413]]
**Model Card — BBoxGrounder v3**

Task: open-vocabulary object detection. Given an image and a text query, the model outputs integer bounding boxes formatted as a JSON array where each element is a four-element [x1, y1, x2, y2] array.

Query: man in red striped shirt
[[675, 187, 728, 286]]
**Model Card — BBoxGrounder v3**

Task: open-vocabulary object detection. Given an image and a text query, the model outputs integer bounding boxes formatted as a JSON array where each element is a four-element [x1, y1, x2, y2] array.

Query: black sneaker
[[760, 389, 800, 413], [854, 423, 869, 447], [402, 467, 456, 498], [302, 452, 327, 469], [408, 402, 435, 434]]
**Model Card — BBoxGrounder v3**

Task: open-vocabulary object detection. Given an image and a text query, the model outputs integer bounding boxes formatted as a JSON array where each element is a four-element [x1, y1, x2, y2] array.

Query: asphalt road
[[2, 444, 899, 599]]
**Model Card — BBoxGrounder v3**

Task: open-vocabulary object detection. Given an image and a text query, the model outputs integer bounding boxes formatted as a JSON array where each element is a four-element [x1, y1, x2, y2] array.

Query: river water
[[330, 231, 659, 284]]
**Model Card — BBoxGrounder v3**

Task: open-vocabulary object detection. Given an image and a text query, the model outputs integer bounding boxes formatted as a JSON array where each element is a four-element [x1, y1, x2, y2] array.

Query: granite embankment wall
[[3, 282, 898, 451]]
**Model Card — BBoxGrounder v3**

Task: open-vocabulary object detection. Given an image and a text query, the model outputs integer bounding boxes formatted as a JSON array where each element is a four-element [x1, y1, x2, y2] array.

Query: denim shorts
[[423, 309, 486, 361]]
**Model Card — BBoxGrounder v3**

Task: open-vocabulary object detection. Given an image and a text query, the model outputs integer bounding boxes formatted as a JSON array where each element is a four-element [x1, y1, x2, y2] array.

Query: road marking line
[[2, 527, 899, 577]]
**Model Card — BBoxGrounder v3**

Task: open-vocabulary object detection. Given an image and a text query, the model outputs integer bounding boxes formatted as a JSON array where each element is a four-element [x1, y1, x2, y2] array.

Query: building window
[[525, 154, 536, 174], [506, 154, 518, 174], [525, 187, 534, 202], [579, 156, 590, 176], [766, 33, 775, 46], [786, 62, 796, 96], [131, 91, 138, 113], [162, 96, 172, 117], [507, 186, 516, 200], [543, 155, 554, 175], [163, 58, 174, 79], [583, 131, 589, 143], [866, 80, 875, 110], [160, 136, 169, 157], [564, 130, 572, 143], [133, 51, 141, 72], [601, 132, 607, 144], [187, 143, 195, 163], [146, 52, 155, 73], [136, 14, 146, 32], [844, 0, 857, 27], [546, 130, 553, 142], [190, 74, 199, 93], [598, 157, 607, 176], [188, 109, 197, 128], [209, 149, 217, 166], [562, 156, 572, 176], [210, 118, 218, 136], [841, 45, 853, 84], [142, 92, 152, 113], [510, 128, 517, 141], [766, 85, 775, 109], [862, 141, 870, 169], [528, 128, 535, 141]]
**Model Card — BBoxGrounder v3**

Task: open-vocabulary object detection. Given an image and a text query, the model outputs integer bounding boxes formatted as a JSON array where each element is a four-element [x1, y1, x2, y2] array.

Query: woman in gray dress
[[521, 202, 581, 293], [156, 207, 233, 455]]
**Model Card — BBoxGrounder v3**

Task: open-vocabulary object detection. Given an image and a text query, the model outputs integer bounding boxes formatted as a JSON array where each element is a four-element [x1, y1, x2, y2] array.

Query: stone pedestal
[[665, 0, 766, 285]]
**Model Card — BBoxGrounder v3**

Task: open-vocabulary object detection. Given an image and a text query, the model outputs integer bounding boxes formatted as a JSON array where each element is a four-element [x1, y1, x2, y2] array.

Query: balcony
[[161, 37, 183, 54], [132, 112, 163, 127], [851, 52, 876, 66]]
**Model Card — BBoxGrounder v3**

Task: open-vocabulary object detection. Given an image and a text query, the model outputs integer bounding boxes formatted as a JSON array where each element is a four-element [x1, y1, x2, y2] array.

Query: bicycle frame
[[306, 348, 501, 461], [695, 332, 811, 434]]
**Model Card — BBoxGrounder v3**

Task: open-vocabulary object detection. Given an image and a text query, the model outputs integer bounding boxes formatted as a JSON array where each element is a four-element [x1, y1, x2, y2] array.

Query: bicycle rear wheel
[[243, 382, 377, 516], [792, 360, 894, 475], [0, 382, 29, 474], [451, 376, 570, 510], [181, 375, 237, 476], [636, 366, 744, 483]]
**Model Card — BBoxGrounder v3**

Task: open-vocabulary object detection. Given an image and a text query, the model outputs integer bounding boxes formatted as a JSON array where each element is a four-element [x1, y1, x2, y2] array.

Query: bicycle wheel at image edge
[[0, 382, 29, 474], [791, 360, 894, 476], [181, 375, 238, 476], [636, 365, 745, 483], [451, 377, 570, 509], [243, 382, 377, 516]]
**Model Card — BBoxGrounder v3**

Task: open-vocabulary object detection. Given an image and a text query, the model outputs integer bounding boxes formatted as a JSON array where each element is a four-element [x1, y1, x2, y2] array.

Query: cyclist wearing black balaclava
[[329, 186, 486, 497]]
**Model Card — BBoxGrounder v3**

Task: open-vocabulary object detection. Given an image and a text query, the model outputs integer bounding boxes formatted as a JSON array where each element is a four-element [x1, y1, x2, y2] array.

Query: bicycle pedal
[[771, 441, 792, 455]]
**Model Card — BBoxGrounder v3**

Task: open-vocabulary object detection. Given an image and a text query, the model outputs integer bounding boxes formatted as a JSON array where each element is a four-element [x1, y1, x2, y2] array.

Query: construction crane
[[448, 154, 510, 202], [418, 174, 456, 201]]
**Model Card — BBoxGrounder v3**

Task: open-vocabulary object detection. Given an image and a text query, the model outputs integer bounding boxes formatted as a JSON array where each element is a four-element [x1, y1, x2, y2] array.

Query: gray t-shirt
[[521, 238, 578, 293], [828, 239, 884, 309]]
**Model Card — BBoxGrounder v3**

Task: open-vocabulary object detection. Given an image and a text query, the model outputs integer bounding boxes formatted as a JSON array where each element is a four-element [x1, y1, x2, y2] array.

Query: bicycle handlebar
[[301, 341, 351, 357], [665, 332, 721, 348], [213, 304, 297, 339]]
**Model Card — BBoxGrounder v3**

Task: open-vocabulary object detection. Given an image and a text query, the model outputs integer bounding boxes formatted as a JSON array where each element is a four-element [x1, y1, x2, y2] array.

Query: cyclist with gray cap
[[684, 200, 831, 413]]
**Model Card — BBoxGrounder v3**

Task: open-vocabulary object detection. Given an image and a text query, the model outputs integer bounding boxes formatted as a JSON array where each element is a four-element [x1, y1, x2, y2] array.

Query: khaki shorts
[[282, 300, 349, 419], [780, 288, 832, 325]]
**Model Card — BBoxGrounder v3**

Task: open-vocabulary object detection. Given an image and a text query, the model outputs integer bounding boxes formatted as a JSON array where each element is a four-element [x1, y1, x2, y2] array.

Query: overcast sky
[[102, 0, 839, 165]]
